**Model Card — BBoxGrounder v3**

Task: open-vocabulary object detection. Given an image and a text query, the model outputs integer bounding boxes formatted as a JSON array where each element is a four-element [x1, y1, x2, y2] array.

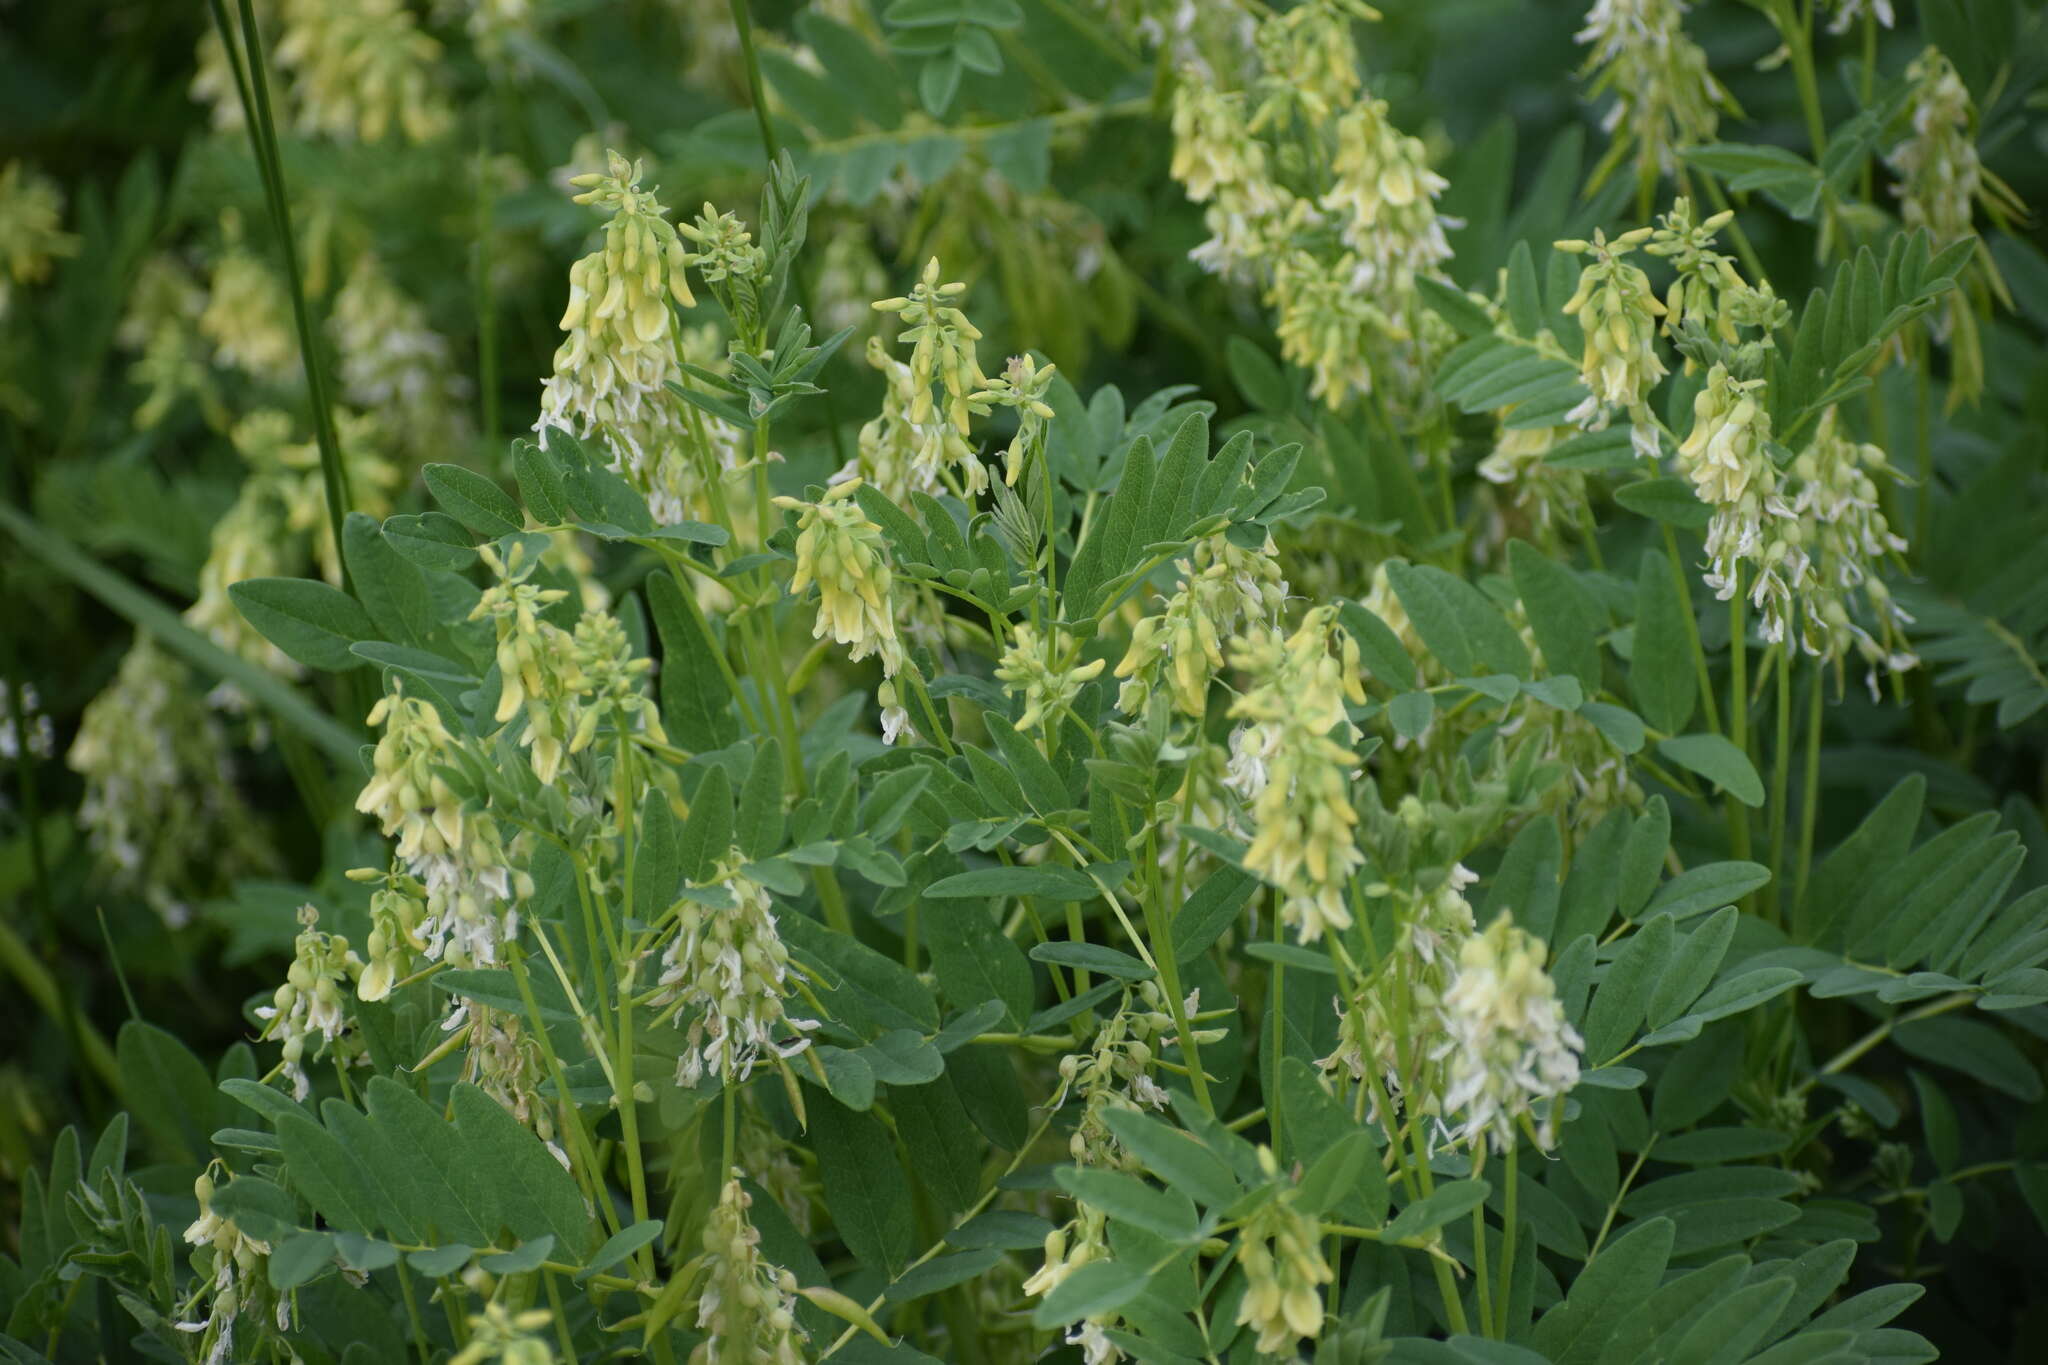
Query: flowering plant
[[5, 2, 2048, 1363]]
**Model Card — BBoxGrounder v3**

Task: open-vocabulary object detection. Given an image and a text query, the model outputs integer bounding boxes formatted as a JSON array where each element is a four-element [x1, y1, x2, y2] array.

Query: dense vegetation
[[4, 1, 2048, 1361]]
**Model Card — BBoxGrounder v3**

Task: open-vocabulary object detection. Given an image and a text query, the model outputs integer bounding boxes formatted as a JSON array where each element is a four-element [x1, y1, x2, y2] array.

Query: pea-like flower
[[690, 1175, 809, 1365], [1435, 912, 1584, 1152]]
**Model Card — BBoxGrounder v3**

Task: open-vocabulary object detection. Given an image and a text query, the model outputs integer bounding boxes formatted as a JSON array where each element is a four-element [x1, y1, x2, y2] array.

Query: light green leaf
[[1658, 735, 1765, 807]]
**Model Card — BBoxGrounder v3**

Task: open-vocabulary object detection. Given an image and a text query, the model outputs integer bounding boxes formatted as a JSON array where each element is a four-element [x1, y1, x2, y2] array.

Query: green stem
[[1782, 0, 1830, 161], [1794, 656, 1825, 915], [1767, 638, 1794, 926], [1496, 1144, 1520, 1337], [208, 0, 355, 587], [1470, 1149, 1493, 1337], [1661, 523, 1721, 735], [1728, 572, 1753, 874]]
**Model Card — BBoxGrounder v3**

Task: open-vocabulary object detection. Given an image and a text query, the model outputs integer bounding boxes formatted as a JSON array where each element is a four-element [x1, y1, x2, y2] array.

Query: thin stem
[[1470, 1149, 1494, 1337], [209, 0, 355, 586], [1496, 1145, 1520, 1337], [1767, 637, 1795, 925], [1794, 655, 1825, 914], [1661, 523, 1721, 735], [1728, 572, 1753, 874]]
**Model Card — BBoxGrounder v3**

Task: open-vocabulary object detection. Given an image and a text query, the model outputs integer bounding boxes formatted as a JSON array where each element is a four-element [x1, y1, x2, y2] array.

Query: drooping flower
[[690, 1175, 809, 1365], [255, 904, 363, 1101], [1229, 607, 1368, 942], [1235, 1148, 1333, 1355], [657, 854, 818, 1088]]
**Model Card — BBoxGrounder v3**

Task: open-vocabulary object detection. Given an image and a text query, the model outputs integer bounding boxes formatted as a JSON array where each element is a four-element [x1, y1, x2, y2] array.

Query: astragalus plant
[[4, 1, 2048, 1364]]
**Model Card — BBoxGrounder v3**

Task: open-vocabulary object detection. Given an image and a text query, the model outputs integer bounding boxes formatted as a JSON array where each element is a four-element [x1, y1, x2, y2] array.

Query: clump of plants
[[4, 1, 2048, 1362]]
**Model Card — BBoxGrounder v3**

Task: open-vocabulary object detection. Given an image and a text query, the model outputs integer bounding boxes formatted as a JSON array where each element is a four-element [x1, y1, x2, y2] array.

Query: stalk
[[1767, 637, 1795, 925], [206, 0, 355, 586], [1795, 656, 1826, 914]]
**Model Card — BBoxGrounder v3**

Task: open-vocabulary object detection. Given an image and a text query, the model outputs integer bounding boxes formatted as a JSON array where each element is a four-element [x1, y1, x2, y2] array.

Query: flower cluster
[[1575, 0, 1731, 194], [1117, 532, 1288, 717], [657, 853, 817, 1087], [0, 160, 77, 319], [330, 254, 470, 461], [1228, 607, 1367, 942], [273, 0, 454, 143], [1434, 912, 1584, 1152], [256, 904, 364, 1101], [357, 684, 533, 967], [873, 258, 988, 462], [1058, 984, 1221, 1169], [1677, 363, 1796, 633], [1788, 409, 1916, 690], [182, 1166, 277, 1365], [777, 480, 911, 741], [1558, 227, 1667, 451], [995, 623, 1104, 733], [1236, 1149, 1333, 1355], [1167, 1, 1454, 412], [690, 1175, 809, 1365], [67, 639, 269, 926], [536, 151, 698, 511]]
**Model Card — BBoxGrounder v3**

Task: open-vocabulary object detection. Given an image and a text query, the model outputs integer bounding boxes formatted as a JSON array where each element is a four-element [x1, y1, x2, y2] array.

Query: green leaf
[[1510, 540, 1604, 687], [1029, 941, 1154, 981], [890, 1078, 985, 1217], [677, 766, 733, 885], [928, 865, 1102, 901], [1532, 1217, 1674, 1364], [1386, 561, 1530, 680], [1385, 1179, 1491, 1240], [1631, 554, 1696, 735], [1339, 600, 1421, 689], [1658, 735, 1765, 807], [343, 511, 435, 648], [1644, 862, 1770, 921], [1647, 906, 1738, 1028], [267, 1231, 334, 1291], [450, 1084, 597, 1258], [924, 900, 1032, 1029], [1031, 1260, 1150, 1327], [512, 440, 568, 525], [737, 738, 786, 860], [857, 1029, 945, 1085], [422, 463, 523, 538], [1389, 691, 1436, 739], [1056, 1167, 1197, 1240], [1227, 336, 1292, 413], [1615, 478, 1712, 529], [1616, 798, 1670, 919], [811, 1096, 916, 1276], [1585, 914, 1675, 1062], [383, 511, 477, 570], [577, 1221, 663, 1281], [647, 570, 739, 751], [229, 578, 376, 673], [1100, 1110, 1241, 1209], [117, 1021, 219, 1164], [1580, 701, 1647, 754]]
